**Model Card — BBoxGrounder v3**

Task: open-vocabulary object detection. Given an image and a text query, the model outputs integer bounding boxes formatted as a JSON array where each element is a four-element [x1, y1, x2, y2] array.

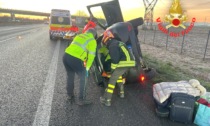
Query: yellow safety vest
[[65, 33, 97, 70], [99, 46, 111, 61]]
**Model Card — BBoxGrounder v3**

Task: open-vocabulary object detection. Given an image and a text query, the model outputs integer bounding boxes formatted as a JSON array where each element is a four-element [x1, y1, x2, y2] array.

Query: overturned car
[[87, 0, 156, 87]]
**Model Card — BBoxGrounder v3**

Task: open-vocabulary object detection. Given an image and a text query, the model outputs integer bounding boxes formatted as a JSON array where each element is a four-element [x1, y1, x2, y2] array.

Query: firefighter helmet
[[102, 30, 114, 45]]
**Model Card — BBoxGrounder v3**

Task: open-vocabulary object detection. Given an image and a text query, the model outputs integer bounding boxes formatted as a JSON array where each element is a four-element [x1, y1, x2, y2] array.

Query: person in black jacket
[[102, 22, 143, 65], [100, 37, 136, 107]]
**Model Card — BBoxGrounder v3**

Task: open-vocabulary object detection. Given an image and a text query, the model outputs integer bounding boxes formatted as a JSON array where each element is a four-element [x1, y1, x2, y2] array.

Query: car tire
[[144, 68, 157, 80], [50, 35, 54, 40], [125, 68, 139, 84]]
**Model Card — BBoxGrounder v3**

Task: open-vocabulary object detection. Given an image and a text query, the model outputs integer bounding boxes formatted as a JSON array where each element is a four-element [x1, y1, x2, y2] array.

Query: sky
[[0, 0, 210, 22]]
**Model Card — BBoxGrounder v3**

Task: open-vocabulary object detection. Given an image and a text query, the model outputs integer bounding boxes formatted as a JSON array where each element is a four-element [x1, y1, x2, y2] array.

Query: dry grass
[[138, 26, 210, 60], [138, 26, 210, 83]]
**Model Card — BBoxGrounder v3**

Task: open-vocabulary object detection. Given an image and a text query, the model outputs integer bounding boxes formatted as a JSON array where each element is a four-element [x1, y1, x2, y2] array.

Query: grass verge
[[143, 54, 210, 91]]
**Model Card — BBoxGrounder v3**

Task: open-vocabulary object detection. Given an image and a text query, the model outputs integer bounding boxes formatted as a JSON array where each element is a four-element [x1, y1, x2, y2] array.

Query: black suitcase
[[153, 97, 170, 118], [155, 107, 169, 118], [169, 92, 195, 124]]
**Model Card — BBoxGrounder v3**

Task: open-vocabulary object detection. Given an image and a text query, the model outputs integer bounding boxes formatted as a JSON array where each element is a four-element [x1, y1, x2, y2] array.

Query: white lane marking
[[0, 27, 23, 31], [0, 36, 17, 43], [33, 40, 60, 126]]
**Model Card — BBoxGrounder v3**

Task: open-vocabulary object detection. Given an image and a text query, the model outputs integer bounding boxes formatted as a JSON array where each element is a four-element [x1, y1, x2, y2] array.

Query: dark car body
[[87, 0, 155, 86]]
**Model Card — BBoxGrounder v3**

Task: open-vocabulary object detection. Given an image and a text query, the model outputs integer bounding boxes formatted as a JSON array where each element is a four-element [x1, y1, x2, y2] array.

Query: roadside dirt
[[141, 43, 210, 82]]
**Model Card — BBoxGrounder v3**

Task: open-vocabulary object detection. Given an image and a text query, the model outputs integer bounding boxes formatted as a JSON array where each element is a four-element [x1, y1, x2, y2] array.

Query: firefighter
[[100, 33, 136, 107], [63, 28, 97, 106], [102, 22, 146, 69]]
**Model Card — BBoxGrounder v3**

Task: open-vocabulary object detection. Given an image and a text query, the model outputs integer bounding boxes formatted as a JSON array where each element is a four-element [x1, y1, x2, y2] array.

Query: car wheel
[[144, 68, 157, 80], [50, 35, 53, 40], [125, 68, 139, 84]]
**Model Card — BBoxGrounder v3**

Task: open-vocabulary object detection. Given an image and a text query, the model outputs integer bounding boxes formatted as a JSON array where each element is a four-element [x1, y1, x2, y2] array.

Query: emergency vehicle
[[49, 9, 72, 40]]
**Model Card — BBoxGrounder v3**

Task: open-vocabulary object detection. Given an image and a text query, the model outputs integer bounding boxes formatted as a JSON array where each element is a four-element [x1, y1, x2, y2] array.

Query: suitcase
[[155, 107, 169, 118], [154, 97, 170, 118], [169, 92, 195, 124]]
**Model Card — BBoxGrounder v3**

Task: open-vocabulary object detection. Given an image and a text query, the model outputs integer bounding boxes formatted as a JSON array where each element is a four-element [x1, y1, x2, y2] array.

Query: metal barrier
[[203, 30, 210, 61], [139, 26, 210, 61]]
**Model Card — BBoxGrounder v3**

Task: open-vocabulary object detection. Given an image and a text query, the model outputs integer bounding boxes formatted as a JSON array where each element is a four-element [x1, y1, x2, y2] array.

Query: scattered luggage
[[153, 95, 170, 118], [194, 93, 210, 126], [155, 107, 170, 118], [152, 80, 208, 125], [169, 92, 195, 124]]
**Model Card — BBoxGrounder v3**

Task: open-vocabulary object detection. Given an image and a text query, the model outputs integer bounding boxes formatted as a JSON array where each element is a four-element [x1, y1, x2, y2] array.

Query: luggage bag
[[169, 92, 195, 124], [154, 97, 170, 118]]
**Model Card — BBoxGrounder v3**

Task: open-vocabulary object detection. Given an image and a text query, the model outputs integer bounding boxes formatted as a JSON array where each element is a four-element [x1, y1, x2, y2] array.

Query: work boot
[[100, 97, 111, 106], [76, 99, 92, 106], [119, 92, 125, 98], [118, 84, 124, 98]]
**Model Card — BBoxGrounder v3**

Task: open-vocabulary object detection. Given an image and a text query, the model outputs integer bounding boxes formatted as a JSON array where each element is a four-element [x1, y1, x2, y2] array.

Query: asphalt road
[[0, 24, 196, 126]]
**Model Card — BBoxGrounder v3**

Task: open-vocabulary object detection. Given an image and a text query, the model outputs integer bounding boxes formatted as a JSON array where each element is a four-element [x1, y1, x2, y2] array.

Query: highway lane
[[0, 24, 57, 125], [0, 24, 45, 41], [0, 25, 195, 126]]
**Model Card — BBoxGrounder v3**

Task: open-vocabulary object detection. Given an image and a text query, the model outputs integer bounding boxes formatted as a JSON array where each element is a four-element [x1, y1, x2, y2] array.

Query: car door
[[86, 0, 124, 30]]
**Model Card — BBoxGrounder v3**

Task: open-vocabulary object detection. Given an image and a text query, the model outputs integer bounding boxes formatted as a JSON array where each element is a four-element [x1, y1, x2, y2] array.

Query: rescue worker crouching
[[63, 28, 97, 106], [102, 22, 147, 70], [100, 33, 136, 107]]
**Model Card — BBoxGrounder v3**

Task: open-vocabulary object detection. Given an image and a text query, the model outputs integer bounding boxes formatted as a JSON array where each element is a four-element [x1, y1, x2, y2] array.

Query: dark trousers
[[63, 53, 87, 100], [103, 67, 128, 100]]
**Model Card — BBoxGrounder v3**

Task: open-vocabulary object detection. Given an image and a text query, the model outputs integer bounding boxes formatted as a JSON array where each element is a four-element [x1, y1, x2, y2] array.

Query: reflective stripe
[[121, 46, 130, 61], [71, 42, 83, 49], [111, 63, 118, 69], [107, 89, 113, 93], [72, 38, 94, 51], [118, 61, 136, 67], [88, 51, 96, 56], [110, 42, 135, 69], [108, 84, 115, 89], [117, 80, 123, 83]]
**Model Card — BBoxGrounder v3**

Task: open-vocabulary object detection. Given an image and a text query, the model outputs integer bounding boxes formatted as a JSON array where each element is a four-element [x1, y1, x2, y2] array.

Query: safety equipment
[[85, 28, 97, 38], [65, 33, 97, 71], [100, 96, 111, 106], [102, 30, 114, 45], [110, 42, 136, 71], [82, 20, 97, 33]]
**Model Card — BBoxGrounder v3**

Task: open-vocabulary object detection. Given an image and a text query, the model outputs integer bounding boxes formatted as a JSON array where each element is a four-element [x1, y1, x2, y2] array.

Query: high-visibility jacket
[[65, 32, 97, 70], [107, 39, 136, 70], [99, 46, 111, 62]]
